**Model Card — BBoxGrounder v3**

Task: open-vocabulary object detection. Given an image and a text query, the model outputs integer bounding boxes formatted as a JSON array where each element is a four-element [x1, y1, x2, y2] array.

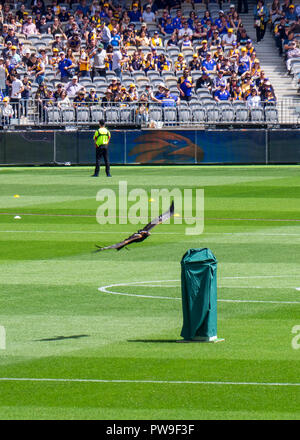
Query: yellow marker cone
[[14, 195, 20, 198]]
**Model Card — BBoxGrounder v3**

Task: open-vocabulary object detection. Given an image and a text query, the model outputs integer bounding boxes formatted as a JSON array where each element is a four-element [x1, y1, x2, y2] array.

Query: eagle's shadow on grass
[[35, 334, 90, 342]]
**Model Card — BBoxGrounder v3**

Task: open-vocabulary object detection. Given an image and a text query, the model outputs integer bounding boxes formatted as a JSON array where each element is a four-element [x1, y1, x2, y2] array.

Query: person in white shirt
[[142, 5, 156, 23], [222, 28, 237, 47], [10, 73, 24, 118], [1, 96, 14, 125], [178, 21, 193, 40], [22, 16, 38, 36], [91, 43, 107, 78], [65, 76, 84, 98], [112, 49, 123, 80], [246, 87, 261, 107]]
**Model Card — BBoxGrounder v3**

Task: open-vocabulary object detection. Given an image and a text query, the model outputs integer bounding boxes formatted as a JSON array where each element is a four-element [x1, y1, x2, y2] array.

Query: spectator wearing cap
[[174, 53, 187, 72], [250, 58, 262, 79], [254, 0, 269, 43], [150, 31, 163, 48], [5, 26, 19, 47], [210, 29, 222, 47], [157, 54, 171, 72], [142, 4, 156, 23], [195, 71, 213, 93], [59, 6, 70, 23], [57, 51, 76, 83], [214, 82, 230, 101], [215, 10, 225, 29], [101, 89, 113, 107], [222, 28, 237, 47], [65, 75, 84, 98], [86, 88, 99, 103], [160, 86, 180, 108], [22, 15, 38, 36], [1, 96, 14, 125], [9, 46, 21, 70], [36, 15, 51, 34], [177, 68, 195, 102], [158, 9, 171, 33], [129, 3, 142, 22], [285, 5, 297, 23], [213, 70, 227, 91], [92, 43, 107, 78], [189, 53, 201, 71], [2, 41, 13, 61], [202, 52, 217, 73], [53, 83, 63, 101], [73, 89, 87, 109], [161, 16, 176, 36], [127, 83, 138, 102], [197, 40, 209, 60], [178, 20, 194, 41]]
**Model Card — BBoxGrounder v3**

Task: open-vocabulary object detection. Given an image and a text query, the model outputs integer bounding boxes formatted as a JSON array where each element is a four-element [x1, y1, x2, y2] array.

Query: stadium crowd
[[0, 0, 299, 125]]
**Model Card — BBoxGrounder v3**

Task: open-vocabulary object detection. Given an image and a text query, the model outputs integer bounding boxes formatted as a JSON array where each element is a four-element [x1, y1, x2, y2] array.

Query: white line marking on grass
[[0, 377, 300, 387], [98, 279, 300, 304], [1, 212, 300, 222]]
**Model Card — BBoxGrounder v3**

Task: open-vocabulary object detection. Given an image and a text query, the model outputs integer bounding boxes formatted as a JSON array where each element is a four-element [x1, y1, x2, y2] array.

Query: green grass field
[[0, 165, 300, 420]]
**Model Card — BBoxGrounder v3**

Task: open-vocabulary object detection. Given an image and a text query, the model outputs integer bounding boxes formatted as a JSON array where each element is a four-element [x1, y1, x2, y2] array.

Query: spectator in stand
[[177, 68, 195, 102], [65, 76, 84, 99], [21, 74, 31, 117], [68, 32, 82, 52], [253, 0, 269, 43], [151, 31, 163, 48], [92, 43, 107, 78], [161, 87, 180, 107], [157, 54, 171, 72], [174, 53, 187, 72], [202, 52, 217, 73], [5, 26, 19, 47], [213, 69, 227, 90], [195, 71, 213, 93], [29, 52, 45, 85], [197, 40, 209, 60], [142, 4, 156, 23], [78, 48, 91, 78], [22, 15, 38, 36], [52, 34, 65, 52], [73, 90, 87, 108], [214, 83, 230, 101], [189, 53, 202, 71], [136, 28, 150, 47], [285, 41, 300, 72], [285, 5, 297, 24], [57, 89, 71, 109], [222, 28, 237, 47], [57, 51, 76, 83], [178, 20, 193, 41], [9, 46, 21, 70], [1, 96, 14, 125], [86, 87, 99, 104], [0, 57, 7, 97], [10, 72, 24, 118], [246, 87, 261, 107], [237, 27, 250, 45], [129, 3, 142, 23]]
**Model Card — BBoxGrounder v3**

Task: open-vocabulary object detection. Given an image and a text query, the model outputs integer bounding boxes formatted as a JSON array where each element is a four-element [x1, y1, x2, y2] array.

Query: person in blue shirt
[[110, 29, 121, 47], [57, 51, 75, 83], [161, 88, 180, 107], [177, 69, 195, 102], [129, 3, 142, 22], [202, 53, 217, 73], [214, 84, 230, 101], [172, 9, 183, 30], [285, 5, 297, 22]]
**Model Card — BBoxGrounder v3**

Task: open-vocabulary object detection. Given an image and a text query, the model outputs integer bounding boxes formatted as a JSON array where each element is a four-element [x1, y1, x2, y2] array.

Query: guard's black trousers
[[94, 146, 110, 176]]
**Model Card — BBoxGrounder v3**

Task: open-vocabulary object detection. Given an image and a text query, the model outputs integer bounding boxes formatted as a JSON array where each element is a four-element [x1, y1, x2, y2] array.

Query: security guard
[[92, 119, 112, 177]]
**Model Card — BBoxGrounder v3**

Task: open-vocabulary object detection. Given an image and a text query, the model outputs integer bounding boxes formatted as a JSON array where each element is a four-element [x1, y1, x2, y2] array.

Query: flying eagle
[[95, 201, 174, 252]]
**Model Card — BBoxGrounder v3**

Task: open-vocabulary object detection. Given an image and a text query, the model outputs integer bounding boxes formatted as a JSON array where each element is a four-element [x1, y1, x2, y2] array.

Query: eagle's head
[[129, 131, 204, 163]]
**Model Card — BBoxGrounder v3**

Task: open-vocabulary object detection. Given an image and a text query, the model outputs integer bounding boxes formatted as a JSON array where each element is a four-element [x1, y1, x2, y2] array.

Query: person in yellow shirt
[[174, 53, 186, 72], [78, 48, 91, 78], [92, 119, 112, 177]]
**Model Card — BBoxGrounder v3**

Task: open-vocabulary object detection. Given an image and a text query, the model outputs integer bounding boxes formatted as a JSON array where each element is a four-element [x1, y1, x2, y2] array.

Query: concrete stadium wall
[[0, 129, 299, 165]]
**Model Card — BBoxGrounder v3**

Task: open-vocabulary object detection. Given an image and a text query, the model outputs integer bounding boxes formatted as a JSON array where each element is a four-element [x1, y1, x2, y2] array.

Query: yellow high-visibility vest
[[94, 127, 111, 147]]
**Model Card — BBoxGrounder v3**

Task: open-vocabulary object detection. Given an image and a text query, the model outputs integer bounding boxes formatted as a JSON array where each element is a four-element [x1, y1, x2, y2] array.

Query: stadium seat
[[148, 105, 163, 122], [265, 106, 279, 123], [105, 107, 120, 123], [235, 104, 249, 123], [119, 106, 133, 123], [163, 107, 177, 124], [46, 107, 61, 124], [178, 106, 191, 123], [250, 107, 264, 122], [61, 107, 75, 123], [206, 106, 221, 123], [90, 106, 105, 122], [76, 107, 90, 123]]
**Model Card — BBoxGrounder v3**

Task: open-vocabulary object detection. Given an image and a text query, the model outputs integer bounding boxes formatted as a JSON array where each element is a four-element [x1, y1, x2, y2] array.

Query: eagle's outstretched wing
[[95, 201, 174, 252], [143, 201, 174, 232]]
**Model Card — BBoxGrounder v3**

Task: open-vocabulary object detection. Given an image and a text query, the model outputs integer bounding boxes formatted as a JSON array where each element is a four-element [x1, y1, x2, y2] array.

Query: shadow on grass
[[35, 334, 90, 342]]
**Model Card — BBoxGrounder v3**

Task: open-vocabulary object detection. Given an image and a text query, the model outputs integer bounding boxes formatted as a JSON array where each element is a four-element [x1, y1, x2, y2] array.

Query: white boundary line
[[0, 377, 299, 387], [98, 279, 300, 304]]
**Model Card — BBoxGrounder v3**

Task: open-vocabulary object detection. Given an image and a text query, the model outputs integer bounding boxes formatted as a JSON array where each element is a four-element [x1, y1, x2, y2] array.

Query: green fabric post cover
[[180, 248, 218, 341]]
